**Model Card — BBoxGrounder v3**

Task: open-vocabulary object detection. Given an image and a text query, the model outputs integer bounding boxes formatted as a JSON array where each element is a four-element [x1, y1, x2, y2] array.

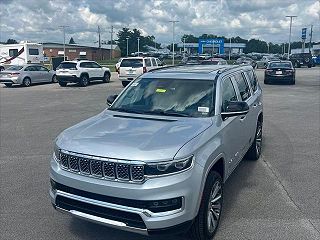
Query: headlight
[[145, 155, 193, 176], [54, 144, 61, 162]]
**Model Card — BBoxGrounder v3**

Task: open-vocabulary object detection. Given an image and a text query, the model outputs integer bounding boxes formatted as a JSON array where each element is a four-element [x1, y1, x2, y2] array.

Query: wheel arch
[[80, 72, 89, 79]]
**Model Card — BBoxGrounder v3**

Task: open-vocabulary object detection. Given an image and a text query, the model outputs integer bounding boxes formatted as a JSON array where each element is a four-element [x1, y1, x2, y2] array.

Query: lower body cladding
[[264, 74, 295, 84], [118, 76, 137, 87], [0, 78, 20, 84], [57, 75, 80, 83], [49, 158, 204, 235]]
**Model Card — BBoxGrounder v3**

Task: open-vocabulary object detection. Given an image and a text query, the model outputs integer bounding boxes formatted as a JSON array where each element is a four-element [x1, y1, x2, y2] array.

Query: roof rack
[[147, 64, 184, 73]]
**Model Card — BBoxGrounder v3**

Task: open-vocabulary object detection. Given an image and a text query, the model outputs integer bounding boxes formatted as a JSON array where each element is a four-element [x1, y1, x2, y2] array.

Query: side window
[[39, 66, 49, 71], [9, 49, 18, 57], [151, 58, 157, 66], [80, 62, 89, 68], [25, 66, 36, 71], [234, 73, 251, 101], [156, 59, 163, 66], [221, 77, 238, 112], [91, 62, 101, 68], [29, 48, 39, 55], [145, 58, 152, 67], [246, 70, 258, 92]]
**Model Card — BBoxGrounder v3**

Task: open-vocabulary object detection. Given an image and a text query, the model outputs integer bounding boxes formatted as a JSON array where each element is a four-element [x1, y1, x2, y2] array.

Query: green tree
[[6, 39, 18, 44], [69, 37, 76, 44]]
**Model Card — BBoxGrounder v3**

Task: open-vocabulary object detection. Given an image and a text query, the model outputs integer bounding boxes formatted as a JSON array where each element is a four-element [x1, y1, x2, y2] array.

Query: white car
[[118, 57, 164, 87], [56, 60, 111, 87]]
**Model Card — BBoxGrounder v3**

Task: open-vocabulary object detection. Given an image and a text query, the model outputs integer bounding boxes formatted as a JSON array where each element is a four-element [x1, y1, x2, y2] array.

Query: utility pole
[[309, 25, 313, 53], [183, 37, 186, 58], [137, 37, 140, 56], [285, 15, 297, 59], [126, 37, 129, 56], [59, 25, 69, 60], [97, 26, 102, 60], [109, 25, 114, 60], [212, 40, 215, 57], [169, 20, 179, 65], [229, 38, 231, 61], [267, 42, 270, 54]]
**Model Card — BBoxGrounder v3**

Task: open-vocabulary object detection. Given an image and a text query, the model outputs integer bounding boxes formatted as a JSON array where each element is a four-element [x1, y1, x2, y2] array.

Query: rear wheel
[[103, 72, 110, 83], [190, 171, 223, 240], [246, 120, 263, 160], [80, 75, 89, 87], [22, 77, 31, 87], [52, 75, 58, 83], [4, 83, 12, 87], [58, 81, 67, 87]]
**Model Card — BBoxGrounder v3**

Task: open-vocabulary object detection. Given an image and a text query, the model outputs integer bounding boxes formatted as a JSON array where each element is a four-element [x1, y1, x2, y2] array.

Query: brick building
[[43, 42, 121, 61]]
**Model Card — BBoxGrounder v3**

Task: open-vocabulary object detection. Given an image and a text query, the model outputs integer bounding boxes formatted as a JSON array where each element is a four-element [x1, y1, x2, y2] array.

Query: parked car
[[235, 57, 257, 68], [312, 55, 320, 65], [0, 64, 56, 87], [264, 61, 295, 85], [289, 53, 314, 68], [50, 64, 263, 240], [182, 56, 206, 65], [118, 57, 164, 87], [115, 58, 123, 74], [256, 56, 281, 69], [201, 58, 227, 65], [56, 60, 111, 87]]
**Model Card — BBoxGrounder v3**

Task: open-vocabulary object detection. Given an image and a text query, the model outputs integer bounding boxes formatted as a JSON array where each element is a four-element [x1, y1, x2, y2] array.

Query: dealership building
[[42, 42, 121, 61], [177, 39, 246, 54]]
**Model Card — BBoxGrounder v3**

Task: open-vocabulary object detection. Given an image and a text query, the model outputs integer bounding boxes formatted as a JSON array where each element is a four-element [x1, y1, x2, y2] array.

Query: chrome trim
[[55, 206, 148, 236], [55, 190, 184, 218]]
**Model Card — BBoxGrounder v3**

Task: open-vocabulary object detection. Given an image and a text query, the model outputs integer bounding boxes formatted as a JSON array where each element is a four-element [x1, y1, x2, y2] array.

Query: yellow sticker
[[156, 88, 167, 93]]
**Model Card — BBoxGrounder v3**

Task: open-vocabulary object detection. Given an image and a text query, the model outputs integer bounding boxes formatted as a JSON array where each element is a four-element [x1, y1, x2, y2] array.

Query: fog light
[[147, 197, 182, 212]]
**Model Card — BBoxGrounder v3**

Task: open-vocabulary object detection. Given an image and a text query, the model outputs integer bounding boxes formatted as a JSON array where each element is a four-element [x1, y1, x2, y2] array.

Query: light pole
[[126, 37, 129, 56], [229, 38, 231, 61], [169, 20, 179, 65], [137, 37, 140, 56], [286, 15, 297, 59], [267, 42, 270, 54], [183, 37, 186, 58], [212, 41, 215, 57], [59, 25, 69, 60]]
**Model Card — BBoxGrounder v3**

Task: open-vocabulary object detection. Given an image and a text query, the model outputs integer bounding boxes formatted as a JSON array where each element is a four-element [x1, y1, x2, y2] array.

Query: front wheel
[[245, 121, 263, 160], [22, 77, 31, 87], [52, 75, 58, 83], [79, 75, 89, 87], [103, 72, 110, 83], [190, 171, 223, 240]]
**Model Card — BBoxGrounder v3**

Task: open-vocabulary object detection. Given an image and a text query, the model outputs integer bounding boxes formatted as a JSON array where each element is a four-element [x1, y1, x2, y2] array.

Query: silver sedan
[[0, 64, 57, 87]]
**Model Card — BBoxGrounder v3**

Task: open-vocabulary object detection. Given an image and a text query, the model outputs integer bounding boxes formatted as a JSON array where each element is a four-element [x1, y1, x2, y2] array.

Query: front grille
[[59, 152, 145, 182]]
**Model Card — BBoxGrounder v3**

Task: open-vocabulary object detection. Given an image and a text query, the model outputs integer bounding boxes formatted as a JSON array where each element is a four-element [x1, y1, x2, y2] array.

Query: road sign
[[302, 28, 307, 40]]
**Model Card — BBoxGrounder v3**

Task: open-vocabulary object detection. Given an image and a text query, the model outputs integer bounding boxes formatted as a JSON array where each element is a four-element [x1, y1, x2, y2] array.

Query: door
[[151, 58, 157, 70], [90, 62, 104, 79], [24, 66, 41, 83], [38, 66, 51, 82], [145, 58, 152, 71], [219, 76, 245, 174], [79, 62, 93, 79]]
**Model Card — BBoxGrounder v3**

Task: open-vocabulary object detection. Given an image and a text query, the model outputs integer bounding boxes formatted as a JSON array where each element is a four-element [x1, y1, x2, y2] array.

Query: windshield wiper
[[144, 109, 190, 117], [109, 107, 145, 114]]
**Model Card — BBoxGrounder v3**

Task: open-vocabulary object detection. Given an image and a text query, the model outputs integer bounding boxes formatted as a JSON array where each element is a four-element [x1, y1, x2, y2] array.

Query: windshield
[[201, 61, 219, 65], [6, 65, 23, 71], [110, 78, 215, 117], [120, 59, 143, 68], [57, 62, 77, 70], [269, 62, 292, 68]]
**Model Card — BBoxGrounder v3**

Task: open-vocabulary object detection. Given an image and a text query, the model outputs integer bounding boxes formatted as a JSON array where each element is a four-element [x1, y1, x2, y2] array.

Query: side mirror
[[107, 94, 118, 106], [221, 101, 249, 119]]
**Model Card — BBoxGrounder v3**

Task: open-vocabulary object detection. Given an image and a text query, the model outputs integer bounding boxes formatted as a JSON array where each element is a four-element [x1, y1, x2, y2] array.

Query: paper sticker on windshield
[[198, 107, 209, 113], [131, 82, 139, 86], [156, 88, 167, 93]]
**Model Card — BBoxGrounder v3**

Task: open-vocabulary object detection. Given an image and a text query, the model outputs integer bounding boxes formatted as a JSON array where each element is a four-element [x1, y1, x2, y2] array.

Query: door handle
[[240, 115, 246, 121], [253, 103, 258, 108]]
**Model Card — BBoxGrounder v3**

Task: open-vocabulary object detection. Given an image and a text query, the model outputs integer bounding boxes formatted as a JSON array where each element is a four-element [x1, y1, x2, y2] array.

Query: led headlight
[[54, 144, 61, 162], [145, 155, 193, 176]]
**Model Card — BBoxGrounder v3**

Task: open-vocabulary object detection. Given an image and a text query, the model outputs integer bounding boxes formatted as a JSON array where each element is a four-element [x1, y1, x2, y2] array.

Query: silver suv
[[50, 65, 263, 239]]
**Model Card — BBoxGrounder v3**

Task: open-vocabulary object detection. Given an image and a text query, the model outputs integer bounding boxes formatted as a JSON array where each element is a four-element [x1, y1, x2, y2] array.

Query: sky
[[0, 0, 319, 46]]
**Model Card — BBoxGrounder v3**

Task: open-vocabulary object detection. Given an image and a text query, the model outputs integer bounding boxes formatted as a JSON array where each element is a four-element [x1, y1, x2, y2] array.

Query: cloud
[[0, 0, 319, 45]]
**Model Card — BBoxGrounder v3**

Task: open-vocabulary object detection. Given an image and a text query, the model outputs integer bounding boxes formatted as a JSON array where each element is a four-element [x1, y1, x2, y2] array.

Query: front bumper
[[50, 156, 203, 235], [57, 75, 80, 83]]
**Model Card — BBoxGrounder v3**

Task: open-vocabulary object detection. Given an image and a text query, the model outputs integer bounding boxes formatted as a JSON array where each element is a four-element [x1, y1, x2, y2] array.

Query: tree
[[6, 39, 18, 44], [69, 37, 76, 44]]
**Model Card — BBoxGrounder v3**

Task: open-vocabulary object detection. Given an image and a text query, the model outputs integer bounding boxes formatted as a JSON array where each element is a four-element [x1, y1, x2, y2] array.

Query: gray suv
[[50, 65, 263, 239]]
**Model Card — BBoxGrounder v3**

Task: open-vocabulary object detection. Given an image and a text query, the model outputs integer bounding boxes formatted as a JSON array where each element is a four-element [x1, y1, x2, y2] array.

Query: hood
[[57, 110, 213, 161]]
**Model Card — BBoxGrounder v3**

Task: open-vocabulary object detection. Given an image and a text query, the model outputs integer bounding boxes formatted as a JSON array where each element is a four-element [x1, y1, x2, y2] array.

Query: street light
[[137, 37, 140, 56], [169, 20, 179, 65], [286, 15, 297, 59], [59, 25, 69, 60], [126, 37, 129, 56]]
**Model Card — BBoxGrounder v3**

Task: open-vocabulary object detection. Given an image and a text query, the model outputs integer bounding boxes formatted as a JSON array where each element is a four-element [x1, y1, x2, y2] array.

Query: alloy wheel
[[256, 123, 262, 156], [207, 181, 222, 234]]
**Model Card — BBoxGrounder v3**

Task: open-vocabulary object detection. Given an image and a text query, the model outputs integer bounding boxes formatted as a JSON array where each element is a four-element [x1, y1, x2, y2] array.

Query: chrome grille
[[59, 152, 145, 182]]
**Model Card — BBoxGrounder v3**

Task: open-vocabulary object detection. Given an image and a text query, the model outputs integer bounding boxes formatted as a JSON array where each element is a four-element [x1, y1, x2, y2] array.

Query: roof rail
[[147, 64, 184, 73]]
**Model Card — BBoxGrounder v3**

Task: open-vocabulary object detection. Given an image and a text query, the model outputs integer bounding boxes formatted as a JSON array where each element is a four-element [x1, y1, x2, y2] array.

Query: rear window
[[57, 62, 77, 70], [269, 62, 292, 68], [29, 48, 39, 55], [201, 61, 219, 65], [6, 65, 23, 70], [120, 59, 143, 68], [145, 59, 152, 67]]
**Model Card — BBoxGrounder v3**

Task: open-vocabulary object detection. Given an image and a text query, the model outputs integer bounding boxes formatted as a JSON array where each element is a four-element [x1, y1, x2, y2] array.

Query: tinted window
[[9, 49, 18, 57], [221, 77, 238, 112], [120, 59, 143, 68], [245, 70, 258, 92], [145, 59, 152, 67], [234, 73, 251, 101], [110, 78, 215, 118], [156, 59, 163, 66], [29, 48, 39, 55], [201, 61, 219, 65], [80, 62, 90, 68], [39, 66, 49, 71], [151, 58, 157, 66], [24, 66, 37, 71], [57, 62, 77, 69], [269, 62, 292, 68], [91, 62, 101, 68], [7, 65, 23, 70]]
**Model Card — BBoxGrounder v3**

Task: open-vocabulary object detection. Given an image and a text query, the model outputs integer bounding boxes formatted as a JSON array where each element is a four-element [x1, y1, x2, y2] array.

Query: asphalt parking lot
[[0, 67, 319, 240]]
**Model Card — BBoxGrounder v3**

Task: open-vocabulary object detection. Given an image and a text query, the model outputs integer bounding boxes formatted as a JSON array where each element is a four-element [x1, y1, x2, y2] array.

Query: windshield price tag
[[198, 107, 209, 113]]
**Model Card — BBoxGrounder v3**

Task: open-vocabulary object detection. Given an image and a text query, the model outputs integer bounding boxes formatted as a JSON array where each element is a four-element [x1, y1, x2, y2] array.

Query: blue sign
[[302, 28, 307, 40], [198, 38, 224, 54]]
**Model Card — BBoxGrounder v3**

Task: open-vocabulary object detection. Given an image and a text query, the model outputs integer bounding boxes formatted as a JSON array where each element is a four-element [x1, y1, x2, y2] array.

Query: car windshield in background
[[57, 62, 77, 69], [201, 61, 219, 65], [110, 78, 215, 117], [6, 65, 23, 71], [120, 59, 143, 68], [269, 62, 292, 68]]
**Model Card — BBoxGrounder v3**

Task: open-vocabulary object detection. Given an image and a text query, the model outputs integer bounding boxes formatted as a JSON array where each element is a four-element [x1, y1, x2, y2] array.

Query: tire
[[264, 77, 269, 84], [294, 62, 300, 68], [79, 74, 89, 87], [4, 83, 12, 87], [58, 81, 67, 87], [190, 171, 223, 240], [103, 72, 110, 83], [122, 81, 129, 87], [22, 77, 31, 87], [0, 66, 4, 71], [245, 120, 263, 160], [308, 64, 312, 68], [52, 75, 58, 83]]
